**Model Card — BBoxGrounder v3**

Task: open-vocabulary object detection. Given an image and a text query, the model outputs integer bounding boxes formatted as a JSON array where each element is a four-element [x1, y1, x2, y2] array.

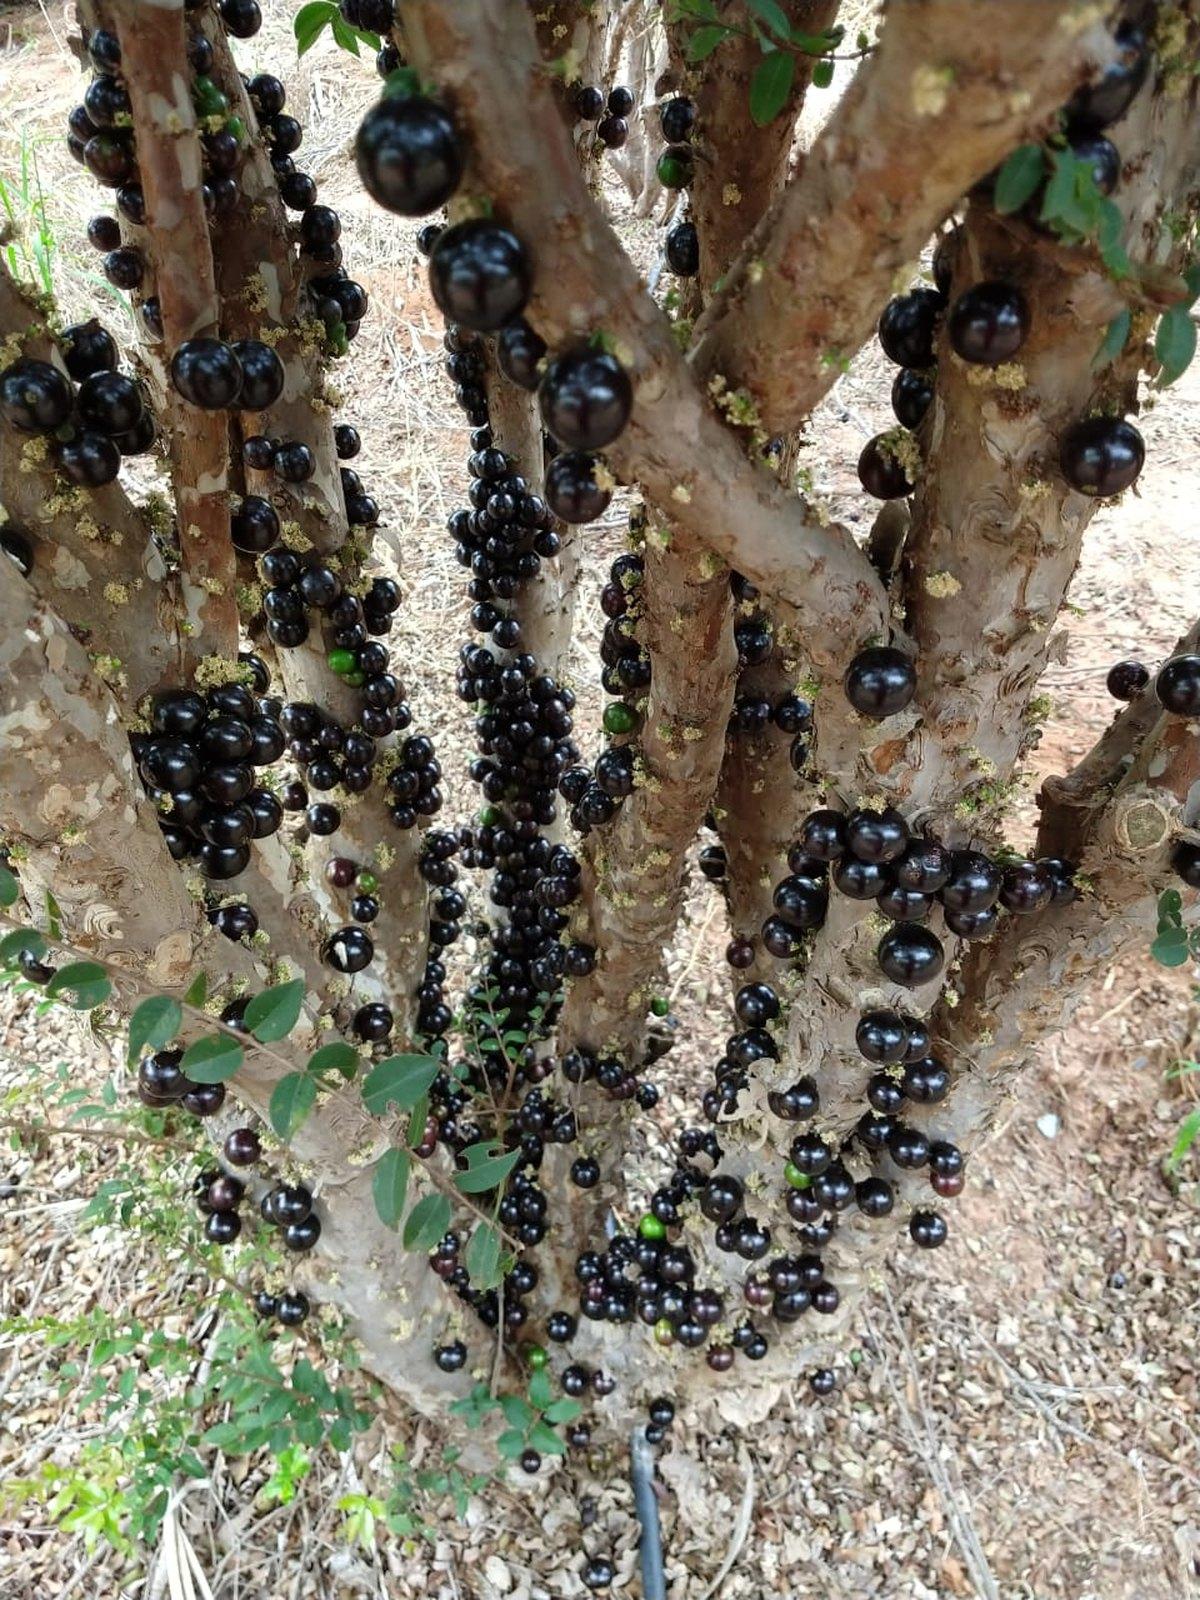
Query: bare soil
[[1, 4, 1199, 1597]]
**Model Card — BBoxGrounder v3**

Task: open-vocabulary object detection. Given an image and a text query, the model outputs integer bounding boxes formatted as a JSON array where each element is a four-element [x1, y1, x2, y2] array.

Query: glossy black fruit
[[894, 837, 951, 893], [843, 646, 917, 719], [846, 807, 908, 864], [856, 1177, 894, 1218], [941, 850, 1000, 914], [224, 1126, 262, 1165], [284, 1213, 321, 1251], [1071, 133, 1120, 195], [171, 338, 243, 409], [856, 1009, 907, 1064], [1155, 654, 1200, 717], [878, 287, 943, 367], [1064, 21, 1148, 134], [1106, 659, 1149, 700], [276, 1290, 310, 1325], [948, 282, 1029, 365], [218, 0, 262, 38], [60, 319, 117, 381], [231, 340, 285, 410], [1059, 416, 1144, 496], [77, 371, 143, 436], [0, 359, 72, 432], [497, 319, 547, 390], [57, 432, 121, 487], [910, 1208, 948, 1249], [660, 96, 695, 142], [356, 95, 463, 216], [539, 348, 632, 452], [1171, 840, 1200, 888], [231, 496, 280, 554], [858, 434, 914, 499], [877, 922, 944, 987], [324, 925, 374, 972], [665, 220, 699, 277], [1000, 860, 1052, 915], [545, 450, 611, 523], [429, 219, 531, 332], [892, 367, 934, 429]]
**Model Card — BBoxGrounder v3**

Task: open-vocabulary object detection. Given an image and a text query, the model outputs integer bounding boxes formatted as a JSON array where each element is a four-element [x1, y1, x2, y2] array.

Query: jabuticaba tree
[[2, 0, 1199, 1464]]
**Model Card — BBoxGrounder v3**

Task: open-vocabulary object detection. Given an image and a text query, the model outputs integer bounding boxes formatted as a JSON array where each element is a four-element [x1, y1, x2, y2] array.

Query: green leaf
[[183, 970, 208, 1008], [362, 1053, 441, 1116], [1151, 928, 1189, 967], [1096, 199, 1131, 278], [401, 1192, 452, 1251], [330, 15, 362, 55], [993, 144, 1046, 215], [496, 1429, 526, 1461], [810, 58, 834, 89], [383, 67, 421, 100], [294, 0, 336, 55], [181, 1033, 244, 1084], [244, 979, 305, 1043], [463, 1222, 503, 1288], [1039, 149, 1095, 238], [0, 863, 18, 907], [1158, 888, 1183, 923], [527, 1420, 566, 1456], [528, 1366, 553, 1411], [372, 1148, 410, 1229], [127, 996, 182, 1064], [1184, 263, 1200, 303], [1166, 1106, 1200, 1171], [745, 0, 790, 39], [0, 927, 45, 963], [1155, 303, 1197, 388], [499, 1394, 534, 1429], [749, 51, 795, 127], [1094, 307, 1131, 369], [686, 24, 733, 62], [543, 1396, 583, 1424], [46, 961, 111, 1010], [454, 1148, 521, 1195], [270, 1072, 317, 1140], [307, 1041, 360, 1080]]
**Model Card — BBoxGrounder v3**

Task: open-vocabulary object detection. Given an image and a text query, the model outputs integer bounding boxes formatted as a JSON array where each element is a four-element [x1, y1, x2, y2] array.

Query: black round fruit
[[539, 348, 632, 452], [545, 451, 611, 523], [878, 287, 943, 368], [844, 646, 917, 719], [1171, 840, 1200, 888], [1064, 21, 1148, 134], [231, 496, 280, 554], [856, 1009, 907, 1063], [1059, 416, 1144, 497], [947, 281, 1029, 365], [57, 433, 121, 487], [356, 95, 463, 216], [497, 319, 547, 390], [1155, 654, 1200, 717], [276, 1290, 310, 1326], [892, 367, 934, 430], [324, 925, 374, 973], [660, 96, 695, 142], [910, 1208, 948, 1249], [877, 922, 944, 987], [665, 221, 699, 277], [429, 219, 531, 332], [76, 371, 143, 436], [231, 340, 285, 410], [1106, 659, 1149, 700], [60, 319, 117, 381], [0, 359, 72, 433], [858, 434, 914, 499], [171, 338, 243, 409]]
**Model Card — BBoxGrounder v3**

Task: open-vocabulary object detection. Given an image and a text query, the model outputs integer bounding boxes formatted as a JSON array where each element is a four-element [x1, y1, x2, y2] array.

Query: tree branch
[[691, 0, 1116, 434], [401, 0, 887, 669], [111, 0, 237, 662]]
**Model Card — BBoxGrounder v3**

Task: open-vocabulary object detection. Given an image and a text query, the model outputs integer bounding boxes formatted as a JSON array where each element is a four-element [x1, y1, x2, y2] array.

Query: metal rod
[[629, 1427, 666, 1600]]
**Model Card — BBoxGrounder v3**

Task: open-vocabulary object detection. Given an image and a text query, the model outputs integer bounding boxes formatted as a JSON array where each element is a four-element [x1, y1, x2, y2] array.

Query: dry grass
[[2, 1, 1200, 1595]]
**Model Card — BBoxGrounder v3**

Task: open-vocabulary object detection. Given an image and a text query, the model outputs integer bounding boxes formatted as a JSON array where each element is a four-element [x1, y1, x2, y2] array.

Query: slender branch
[[691, 0, 1116, 434], [402, 0, 887, 669], [111, 0, 237, 662]]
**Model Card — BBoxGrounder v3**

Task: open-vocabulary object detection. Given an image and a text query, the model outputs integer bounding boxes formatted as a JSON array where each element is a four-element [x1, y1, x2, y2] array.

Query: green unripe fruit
[[649, 996, 669, 1018], [638, 1213, 667, 1241], [525, 1344, 548, 1370], [603, 701, 637, 735], [356, 869, 379, 893], [327, 648, 356, 676], [784, 1162, 812, 1190]]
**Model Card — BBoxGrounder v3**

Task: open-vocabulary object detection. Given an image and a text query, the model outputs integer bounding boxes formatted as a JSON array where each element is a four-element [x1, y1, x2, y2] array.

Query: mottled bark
[[110, 0, 237, 661], [692, 0, 1116, 434]]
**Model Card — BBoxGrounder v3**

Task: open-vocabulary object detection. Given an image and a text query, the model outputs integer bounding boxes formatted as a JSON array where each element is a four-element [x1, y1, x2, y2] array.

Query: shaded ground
[[1, 3, 1199, 1596]]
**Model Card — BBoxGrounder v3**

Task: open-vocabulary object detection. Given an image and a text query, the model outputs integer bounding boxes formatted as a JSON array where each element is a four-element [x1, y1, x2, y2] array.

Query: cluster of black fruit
[[571, 81, 635, 151], [448, 431, 563, 624], [260, 555, 403, 715], [132, 673, 284, 881], [656, 97, 699, 277], [1108, 651, 1200, 887], [0, 322, 153, 489], [137, 1047, 227, 1123]]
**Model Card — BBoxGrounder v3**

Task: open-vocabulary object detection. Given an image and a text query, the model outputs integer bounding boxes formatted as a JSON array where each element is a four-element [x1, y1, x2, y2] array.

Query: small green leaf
[[1151, 928, 1189, 967], [745, 0, 790, 39], [401, 1192, 452, 1251], [496, 1429, 526, 1461], [0, 927, 45, 963], [270, 1072, 317, 1139], [307, 1041, 360, 1080], [1094, 307, 1131, 369], [46, 961, 111, 1010], [183, 970, 208, 1008], [1158, 889, 1183, 923], [244, 979, 305, 1043], [499, 1394, 535, 1429], [464, 1221, 503, 1288], [294, 0, 337, 55], [127, 996, 182, 1064], [362, 1053, 441, 1116], [528, 1366, 553, 1411], [686, 23, 733, 62], [330, 15, 362, 55], [454, 1148, 521, 1195], [749, 51, 795, 127], [372, 1148, 410, 1228], [543, 1396, 583, 1424], [182, 1033, 244, 1084], [1155, 303, 1197, 387], [1166, 1106, 1200, 1171], [528, 1420, 566, 1456], [1184, 263, 1200, 303], [810, 58, 834, 89], [993, 144, 1046, 215], [1096, 199, 1131, 278], [0, 863, 19, 907]]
